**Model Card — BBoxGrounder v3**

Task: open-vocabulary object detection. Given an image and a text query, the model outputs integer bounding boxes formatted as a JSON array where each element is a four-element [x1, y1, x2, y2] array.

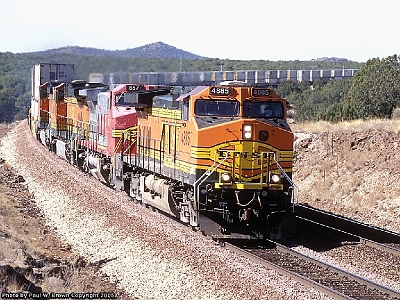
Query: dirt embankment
[[0, 123, 130, 298], [292, 120, 400, 233]]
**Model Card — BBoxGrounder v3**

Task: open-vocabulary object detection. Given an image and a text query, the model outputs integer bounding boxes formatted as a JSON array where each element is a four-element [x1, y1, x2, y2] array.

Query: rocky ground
[[0, 123, 131, 298]]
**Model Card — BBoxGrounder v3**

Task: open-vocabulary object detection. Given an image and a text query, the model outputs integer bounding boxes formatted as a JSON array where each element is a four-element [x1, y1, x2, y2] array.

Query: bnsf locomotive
[[29, 63, 296, 239]]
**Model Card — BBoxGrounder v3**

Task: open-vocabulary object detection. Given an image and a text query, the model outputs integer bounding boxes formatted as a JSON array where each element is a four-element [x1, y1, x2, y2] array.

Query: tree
[[0, 75, 28, 122], [344, 55, 400, 119], [280, 79, 353, 122], [0, 50, 365, 123]]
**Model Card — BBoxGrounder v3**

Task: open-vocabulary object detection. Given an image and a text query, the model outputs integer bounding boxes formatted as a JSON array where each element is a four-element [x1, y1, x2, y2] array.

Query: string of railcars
[[90, 69, 359, 87], [29, 63, 297, 239]]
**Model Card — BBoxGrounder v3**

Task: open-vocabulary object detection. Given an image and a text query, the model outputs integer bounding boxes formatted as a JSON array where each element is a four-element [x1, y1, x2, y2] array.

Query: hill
[[311, 57, 350, 62], [28, 42, 206, 60]]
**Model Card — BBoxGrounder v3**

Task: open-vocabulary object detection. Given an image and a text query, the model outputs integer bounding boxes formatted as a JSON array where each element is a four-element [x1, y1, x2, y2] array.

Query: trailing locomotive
[[29, 63, 296, 239]]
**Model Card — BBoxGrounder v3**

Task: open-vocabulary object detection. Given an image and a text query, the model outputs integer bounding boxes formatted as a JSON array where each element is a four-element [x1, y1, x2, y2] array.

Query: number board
[[209, 86, 231, 96], [126, 84, 142, 92], [252, 88, 271, 97]]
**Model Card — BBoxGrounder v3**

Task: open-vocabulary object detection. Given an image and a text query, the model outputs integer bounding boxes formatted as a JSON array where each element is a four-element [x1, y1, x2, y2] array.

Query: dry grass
[[292, 118, 400, 134], [293, 118, 400, 232]]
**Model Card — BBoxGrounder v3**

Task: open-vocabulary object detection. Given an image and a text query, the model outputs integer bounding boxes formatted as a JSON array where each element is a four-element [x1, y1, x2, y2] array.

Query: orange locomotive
[[130, 83, 296, 239], [29, 63, 296, 239]]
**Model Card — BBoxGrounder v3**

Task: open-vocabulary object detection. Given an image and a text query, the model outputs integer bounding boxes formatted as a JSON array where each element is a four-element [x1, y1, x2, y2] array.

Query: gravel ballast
[[0, 121, 331, 300]]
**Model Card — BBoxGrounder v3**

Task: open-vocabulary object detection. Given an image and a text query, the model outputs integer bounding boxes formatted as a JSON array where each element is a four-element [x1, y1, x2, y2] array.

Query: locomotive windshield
[[195, 100, 239, 117], [243, 101, 284, 119], [115, 92, 139, 106]]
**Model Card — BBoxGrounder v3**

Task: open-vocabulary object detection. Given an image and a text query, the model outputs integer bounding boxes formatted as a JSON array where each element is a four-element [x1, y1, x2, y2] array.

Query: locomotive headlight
[[271, 174, 281, 183], [243, 125, 252, 131], [221, 172, 232, 183], [242, 124, 252, 139]]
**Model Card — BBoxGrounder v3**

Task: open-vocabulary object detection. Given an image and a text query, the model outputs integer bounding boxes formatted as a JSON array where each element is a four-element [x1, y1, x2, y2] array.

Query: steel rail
[[295, 204, 400, 243], [224, 242, 353, 300], [297, 215, 400, 256], [274, 241, 400, 299], [224, 240, 400, 299]]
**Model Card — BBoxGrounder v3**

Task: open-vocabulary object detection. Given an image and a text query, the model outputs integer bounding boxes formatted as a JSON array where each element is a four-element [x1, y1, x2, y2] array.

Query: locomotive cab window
[[153, 95, 180, 109], [195, 99, 239, 117], [115, 93, 139, 106], [243, 101, 284, 119]]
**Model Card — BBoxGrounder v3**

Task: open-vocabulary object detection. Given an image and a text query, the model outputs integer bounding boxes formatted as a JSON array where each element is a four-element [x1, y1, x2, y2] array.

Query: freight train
[[29, 63, 296, 239], [91, 69, 359, 87]]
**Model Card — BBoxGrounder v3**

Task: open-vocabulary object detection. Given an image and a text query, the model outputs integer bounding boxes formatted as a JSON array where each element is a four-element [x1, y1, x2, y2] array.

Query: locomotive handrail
[[122, 131, 137, 155], [114, 126, 138, 154], [194, 151, 229, 187], [194, 151, 230, 209], [219, 150, 272, 184], [273, 152, 299, 207]]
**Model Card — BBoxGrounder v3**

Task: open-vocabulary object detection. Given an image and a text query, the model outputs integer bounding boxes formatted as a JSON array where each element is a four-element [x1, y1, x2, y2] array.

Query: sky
[[1, 0, 399, 62]]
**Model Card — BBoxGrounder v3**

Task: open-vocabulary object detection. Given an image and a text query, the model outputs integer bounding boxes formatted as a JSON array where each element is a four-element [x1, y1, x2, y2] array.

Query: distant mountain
[[312, 57, 350, 62], [31, 42, 206, 60]]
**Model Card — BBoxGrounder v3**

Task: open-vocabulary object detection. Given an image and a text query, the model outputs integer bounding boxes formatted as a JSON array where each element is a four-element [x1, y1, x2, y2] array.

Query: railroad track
[[223, 239, 400, 300], [94, 190, 400, 298], [123, 192, 400, 299], [295, 203, 400, 255], [215, 204, 400, 299], [104, 188, 400, 299], [295, 204, 400, 244]]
